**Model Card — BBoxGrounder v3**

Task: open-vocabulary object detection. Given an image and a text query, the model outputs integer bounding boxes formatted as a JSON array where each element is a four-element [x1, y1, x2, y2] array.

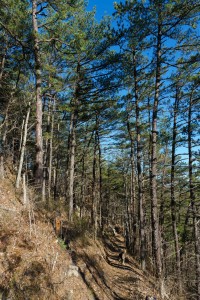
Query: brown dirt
[[0, 175, 172, 300], [73, 233, 160, 300], [0, 177, 93, 300]]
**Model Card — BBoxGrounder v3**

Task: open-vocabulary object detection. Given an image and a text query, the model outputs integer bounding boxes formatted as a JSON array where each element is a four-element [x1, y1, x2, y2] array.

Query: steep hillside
[[0, 177, 93, 300], [0, 176, 176, 300], [72, 233, 160, 300]]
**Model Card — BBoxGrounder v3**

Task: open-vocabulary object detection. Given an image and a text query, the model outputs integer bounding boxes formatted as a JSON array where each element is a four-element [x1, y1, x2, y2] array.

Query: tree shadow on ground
[[78, 252, 116, 299]]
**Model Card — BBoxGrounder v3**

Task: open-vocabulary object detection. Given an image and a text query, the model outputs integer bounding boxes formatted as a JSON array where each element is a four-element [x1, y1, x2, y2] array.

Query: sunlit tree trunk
[[0, 112, 8, 179], [68, 108, 77, 221], [16, 103, 31, 189], [188, 91, 200, 300], [68, 62, 80, 222], [150, 8, 162, 278], [0, 44, 8, 179], [133, 49, 145, 270], [32, 0, 43, 187]]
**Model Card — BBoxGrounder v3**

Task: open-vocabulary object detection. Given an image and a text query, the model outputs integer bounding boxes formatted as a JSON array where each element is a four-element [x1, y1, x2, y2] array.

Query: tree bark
[[68, 108, 77, 222], [126, 115, 137, 253], [0, 108, 8, 179], [23, 172, 28, 205], [80, 129, 94, 218], [92, 114, 98, 239], [97, 122, 103, 230], [16, 103, 31, 189], [67, 62, 81, 221], [80, 153, 86, 218], [32, 0, 43, 187], [48, 97, 55, 201], [150, 10, 162, 278], [159, 142, 168, 277], [126, 88, 137, 255], [188, 92, 200, 300], [0, 42, 7, 84], [133, 49, 145, 270], [170, 87, 182, 291]]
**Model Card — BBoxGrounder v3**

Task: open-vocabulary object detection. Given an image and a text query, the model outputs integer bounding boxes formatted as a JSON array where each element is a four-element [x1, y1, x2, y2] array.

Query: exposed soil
[[73, 232, 160, 300], [0, 177, 93, 300]]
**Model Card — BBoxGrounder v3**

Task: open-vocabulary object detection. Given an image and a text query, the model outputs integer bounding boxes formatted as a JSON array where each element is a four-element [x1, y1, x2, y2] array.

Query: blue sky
[[87, 0, 115, 19]]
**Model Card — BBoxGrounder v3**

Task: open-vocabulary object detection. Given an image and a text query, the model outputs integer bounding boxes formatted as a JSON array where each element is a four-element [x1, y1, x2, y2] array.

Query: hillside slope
[[0, 176, 174, 300], [73, 232, 160, 300], [0, 177, 93, 300]]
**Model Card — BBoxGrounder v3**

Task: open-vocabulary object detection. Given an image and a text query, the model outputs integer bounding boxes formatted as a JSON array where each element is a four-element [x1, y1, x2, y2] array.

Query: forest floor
[[73, 232, 160, 300], [0, 176, 93, 300], [0, 175, 171, 300]]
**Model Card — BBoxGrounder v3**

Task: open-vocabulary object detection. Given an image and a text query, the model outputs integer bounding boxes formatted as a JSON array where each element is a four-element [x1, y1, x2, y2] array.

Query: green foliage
[[58, 237, 66, 250], [69, 215, 91, 239]]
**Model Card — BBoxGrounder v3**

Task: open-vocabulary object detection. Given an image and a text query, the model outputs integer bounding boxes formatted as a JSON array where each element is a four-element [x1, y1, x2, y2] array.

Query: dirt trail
[[74, 232, 159, 300]]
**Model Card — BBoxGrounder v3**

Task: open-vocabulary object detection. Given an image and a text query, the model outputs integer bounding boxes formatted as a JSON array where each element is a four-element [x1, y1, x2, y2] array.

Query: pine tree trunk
[[188, 92, 200, 300], [68, 109, 77, 222], [0, 48, 6, 84], [151, 17, 162, 278], [19, 118, 25, 153], [53, 123, 60, 202], [127, 116, 137, 254], [0, 46, 7, 179], [159, 142, 168, 277], [42, 142, 47, 201], [16, 103, 31, 189], [170, 87, 182, 292], [92, 116, 98, 239], [23, 172, 28, 205], [97, 124, 103, 229], [42, 98, 49, 202], [48, 98, 55, 202], [133, 49, 145, 269], [53, 163, 58, 202], [80, 155, 85, 218], [67, 62, 80, 222], [32, 0, 43, 187], [0, 116, 7, 179], [80, 128, 94, 218]]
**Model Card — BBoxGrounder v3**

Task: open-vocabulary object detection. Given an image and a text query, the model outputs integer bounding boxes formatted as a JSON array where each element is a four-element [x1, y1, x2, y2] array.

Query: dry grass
[[0, 177, 94, 300], [0, 172, 183, 300]]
